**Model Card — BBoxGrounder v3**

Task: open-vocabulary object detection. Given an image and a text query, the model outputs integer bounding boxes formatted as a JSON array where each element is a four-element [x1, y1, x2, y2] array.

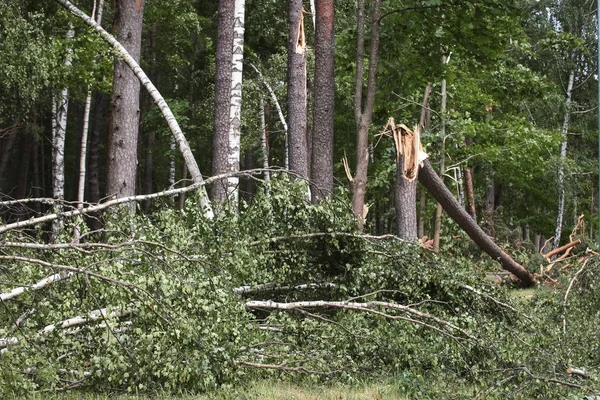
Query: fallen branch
[[236, 360, 330, 375], [0, 255, 136, 290], [563, 258, 590, 334], [0, 308, 132, 349], [247, 232, 412, 247], [545, 239, 581, 262], [0, 169, 274, 235], [234, 282, 337, 294], [566, 367, 587, 378], [245, 299, 478, 343], [1, 271, 73, 301]]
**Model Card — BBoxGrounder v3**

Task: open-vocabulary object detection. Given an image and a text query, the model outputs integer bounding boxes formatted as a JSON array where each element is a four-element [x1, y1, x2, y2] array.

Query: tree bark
[[350, 0, 381, 230], [227, 0, 246, 205], [390, 121, 420, 242], [211, 0, 235, 204], [419, 160, 535, 286], [464, 166, 477, 221], [51, 27, 74, 240], [433, 69, 448, 253], [311, 0, 335, 201], [259, 98, 271, 197], [0, 123, 19, 193], [287, 0, 308, 180], [418, 188, 426, 239], [107, 0, 145, 200], [553, 70, 575, 251], [78, 0, 105, 211]]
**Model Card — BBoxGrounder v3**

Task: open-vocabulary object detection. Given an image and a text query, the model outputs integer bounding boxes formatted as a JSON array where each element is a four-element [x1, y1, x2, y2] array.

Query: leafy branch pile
[[1, 179, 600, 398]]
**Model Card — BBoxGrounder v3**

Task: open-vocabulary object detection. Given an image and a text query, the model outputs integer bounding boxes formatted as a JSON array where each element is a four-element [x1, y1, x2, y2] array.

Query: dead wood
[[418, 160, 536, 286]]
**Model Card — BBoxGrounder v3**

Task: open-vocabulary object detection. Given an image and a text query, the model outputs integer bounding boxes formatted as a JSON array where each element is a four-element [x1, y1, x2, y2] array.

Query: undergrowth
[[0, 177, 599, 398]]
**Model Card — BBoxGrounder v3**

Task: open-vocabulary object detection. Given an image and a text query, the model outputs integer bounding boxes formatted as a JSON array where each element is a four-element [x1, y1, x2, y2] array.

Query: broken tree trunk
[[386, 120, 420, 242], [418, 160, 536, 286]]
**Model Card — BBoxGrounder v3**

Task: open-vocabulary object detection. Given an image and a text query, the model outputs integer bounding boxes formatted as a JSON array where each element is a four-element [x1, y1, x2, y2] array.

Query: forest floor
[[23, 381, 410, 399]]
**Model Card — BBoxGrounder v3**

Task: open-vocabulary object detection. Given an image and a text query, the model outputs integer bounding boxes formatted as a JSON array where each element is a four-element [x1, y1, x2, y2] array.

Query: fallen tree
[[418, 159, 536, 286]]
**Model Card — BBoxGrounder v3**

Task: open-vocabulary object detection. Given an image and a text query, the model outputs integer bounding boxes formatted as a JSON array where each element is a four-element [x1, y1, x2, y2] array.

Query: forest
[[1, 0, 600, 398]]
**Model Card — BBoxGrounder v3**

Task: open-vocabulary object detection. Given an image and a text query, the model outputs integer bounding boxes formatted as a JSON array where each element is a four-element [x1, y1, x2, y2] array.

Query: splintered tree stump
[[418, 160, 536, 286]]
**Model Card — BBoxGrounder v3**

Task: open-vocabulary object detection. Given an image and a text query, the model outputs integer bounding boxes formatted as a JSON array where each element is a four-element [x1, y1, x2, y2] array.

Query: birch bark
[[552, 70, 575, 251], [51, 27, 74, 241], [227, 0, 246, 205]]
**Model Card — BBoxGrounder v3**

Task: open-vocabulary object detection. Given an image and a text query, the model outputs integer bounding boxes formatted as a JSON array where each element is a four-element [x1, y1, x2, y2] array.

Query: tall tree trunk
[[32, 141, 41, 213], [287, 0, 308, 180], [0, 123, 19, 193], [15, 133, 32, 200], [107, 0, 145, 201], [349, 0, 381, 230], [226, 0, 246, 205], [419, 160, 535, 286], [51, 27, 74, 240], [143, 22, 157, 212], [57, 0, 211, 216], [417, 83, 432, 239], [259, 98, 271, 197], [77, 0, 104, 209], [464, 167, 476, 222], [311, 0, 335, 201], [211, 0, 235, 204], [552, 70, 575, 251], [433, 68, 448, 253], [484, 175, 495, 235]]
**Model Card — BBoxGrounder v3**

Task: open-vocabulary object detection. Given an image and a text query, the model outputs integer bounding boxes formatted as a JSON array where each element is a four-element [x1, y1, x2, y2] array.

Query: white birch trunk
[[54, 0, 213, 219], [259, 98, 271, 197], [77, 0, 105, 209], [227, 0, 246, 205], [309, 0, 316, 29], [51, 27, 74, 241], [553, 70, 575, 251]]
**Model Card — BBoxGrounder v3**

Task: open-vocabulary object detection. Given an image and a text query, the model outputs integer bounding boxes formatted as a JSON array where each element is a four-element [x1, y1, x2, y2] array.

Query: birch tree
[[226, 0, 246, 205], [552, 69, 575, 251], [51, 27, 74, 241]]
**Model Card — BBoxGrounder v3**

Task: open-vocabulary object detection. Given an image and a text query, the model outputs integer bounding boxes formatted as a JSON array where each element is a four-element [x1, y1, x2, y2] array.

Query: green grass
[[15, 381, 407, 400]]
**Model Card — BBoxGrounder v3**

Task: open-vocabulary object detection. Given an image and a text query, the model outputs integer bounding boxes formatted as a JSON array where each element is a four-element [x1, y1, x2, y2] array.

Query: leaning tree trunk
[[249, 63, 288, 169], [419, 160, 535, 286], [55, 0, 213, 218], [287, 0, 309, 180], [211, 0, 235, 205], [226, 0, 246, 206], [349, 0, 381, 230], [553, 70, 575, 251], [310, 0, 335, 201]]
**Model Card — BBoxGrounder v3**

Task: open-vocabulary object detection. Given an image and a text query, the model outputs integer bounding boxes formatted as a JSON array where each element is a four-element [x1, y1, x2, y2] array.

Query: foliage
[[1, 180, 599, 398]]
